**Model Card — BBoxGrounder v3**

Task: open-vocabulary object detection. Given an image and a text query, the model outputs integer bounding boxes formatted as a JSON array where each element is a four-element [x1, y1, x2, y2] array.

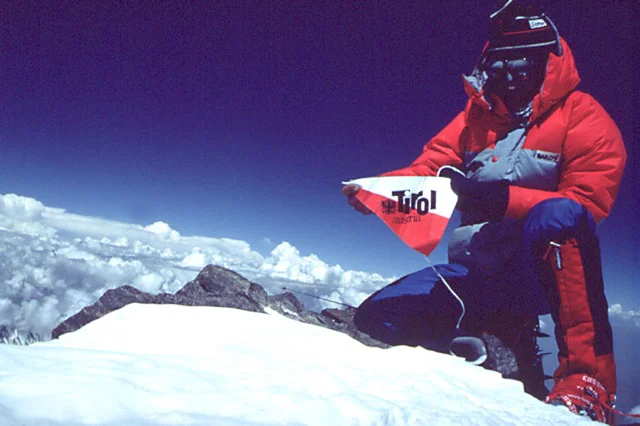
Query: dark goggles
[[483, 57, 538, 81]]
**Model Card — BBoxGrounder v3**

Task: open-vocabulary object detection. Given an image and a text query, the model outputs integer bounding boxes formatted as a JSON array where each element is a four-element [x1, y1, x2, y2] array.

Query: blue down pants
[[353, 198, 615, 376]]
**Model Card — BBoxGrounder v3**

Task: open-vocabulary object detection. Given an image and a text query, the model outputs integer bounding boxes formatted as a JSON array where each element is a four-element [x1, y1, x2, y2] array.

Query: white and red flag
[[343, 176, 457, 256]]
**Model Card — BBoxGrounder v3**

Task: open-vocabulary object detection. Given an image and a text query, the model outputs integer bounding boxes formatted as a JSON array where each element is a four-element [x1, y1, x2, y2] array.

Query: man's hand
[[342, 184, 372, 215], [439, 167, 509, 223]]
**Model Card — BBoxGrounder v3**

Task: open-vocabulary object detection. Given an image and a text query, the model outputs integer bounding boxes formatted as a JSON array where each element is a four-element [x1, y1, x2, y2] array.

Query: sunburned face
[[483, 53, 547, 113]]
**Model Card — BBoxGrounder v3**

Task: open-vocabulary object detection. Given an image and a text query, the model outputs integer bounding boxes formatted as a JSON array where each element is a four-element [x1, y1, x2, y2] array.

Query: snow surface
[[0, 304, 593, 425]]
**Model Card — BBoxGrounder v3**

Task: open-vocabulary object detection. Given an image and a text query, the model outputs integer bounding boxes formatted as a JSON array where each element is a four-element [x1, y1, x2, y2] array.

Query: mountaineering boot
[[546, 374, 615, 424], [509, 317, 550, 401], [483, 316, 548, 400]]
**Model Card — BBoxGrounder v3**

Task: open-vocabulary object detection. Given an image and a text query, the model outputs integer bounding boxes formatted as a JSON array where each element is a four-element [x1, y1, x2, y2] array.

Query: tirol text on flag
[[343, 176, 457, 256]]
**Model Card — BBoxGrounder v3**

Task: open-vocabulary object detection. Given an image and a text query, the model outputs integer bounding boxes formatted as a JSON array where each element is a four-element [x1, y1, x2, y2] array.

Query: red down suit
[[381, 38, 627, 395]]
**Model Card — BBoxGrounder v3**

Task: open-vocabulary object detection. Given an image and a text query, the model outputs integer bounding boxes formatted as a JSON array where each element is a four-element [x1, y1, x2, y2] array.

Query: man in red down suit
[[344, 1, 626, 423]]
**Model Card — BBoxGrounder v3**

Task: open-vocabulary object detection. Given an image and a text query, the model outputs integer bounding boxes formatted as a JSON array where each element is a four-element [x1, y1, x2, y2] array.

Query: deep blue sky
[[1, 1, 638, 302]]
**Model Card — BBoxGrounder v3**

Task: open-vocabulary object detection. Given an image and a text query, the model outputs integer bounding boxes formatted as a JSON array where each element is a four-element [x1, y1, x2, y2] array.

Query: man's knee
[[523, 198, 596, 243], [353, 265, 467, 346]]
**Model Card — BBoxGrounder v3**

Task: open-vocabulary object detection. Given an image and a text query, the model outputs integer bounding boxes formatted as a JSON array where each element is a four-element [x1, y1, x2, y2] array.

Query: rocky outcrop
[[51, 285, 171, 339], [175, 265, 268, 312], [0, 325, 40, 345], [52, 265, 388, 348]]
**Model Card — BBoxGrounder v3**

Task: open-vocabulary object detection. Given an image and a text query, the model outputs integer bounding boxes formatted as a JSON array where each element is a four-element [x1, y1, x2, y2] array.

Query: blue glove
[[439, 167, 509, 223]]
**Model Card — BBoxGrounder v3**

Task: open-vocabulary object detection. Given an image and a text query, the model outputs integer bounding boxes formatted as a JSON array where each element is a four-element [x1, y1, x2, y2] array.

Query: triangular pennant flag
[[343, 176, 457, 255]]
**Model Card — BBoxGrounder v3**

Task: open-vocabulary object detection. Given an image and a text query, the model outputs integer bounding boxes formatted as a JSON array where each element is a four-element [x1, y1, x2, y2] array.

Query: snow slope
[[0, 304, 592, 425]]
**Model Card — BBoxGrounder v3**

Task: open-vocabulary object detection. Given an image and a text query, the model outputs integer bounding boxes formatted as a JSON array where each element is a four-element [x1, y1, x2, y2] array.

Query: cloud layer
[[0, 193, 391, 338]]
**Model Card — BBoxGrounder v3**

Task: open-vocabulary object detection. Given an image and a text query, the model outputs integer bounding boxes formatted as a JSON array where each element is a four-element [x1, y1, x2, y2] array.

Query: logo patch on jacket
[[535, 150, 561, 163], [528, 19, 548, 29]]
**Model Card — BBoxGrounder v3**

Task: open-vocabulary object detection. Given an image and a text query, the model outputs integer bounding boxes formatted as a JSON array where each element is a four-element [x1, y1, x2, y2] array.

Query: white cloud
[[0, 193, 392, 339], [609, 304, 640, 327], [258, 242, 390, 308], [133, 272, 166, 294], [261, 237, 275, 247], [144, 221, 181, 241], [0, 194, 56, 237], [0, 193, 45, 219], [622, 406, 640, 424], [181, 247, 207, 269]]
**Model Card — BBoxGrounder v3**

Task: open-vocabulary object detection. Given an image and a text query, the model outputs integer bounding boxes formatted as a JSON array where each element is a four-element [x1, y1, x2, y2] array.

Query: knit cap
[[486, 0, 561, 57]]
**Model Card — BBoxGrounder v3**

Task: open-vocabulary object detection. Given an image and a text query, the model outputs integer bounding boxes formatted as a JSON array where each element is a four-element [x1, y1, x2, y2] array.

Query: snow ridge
[[0, 304, 593, 426]]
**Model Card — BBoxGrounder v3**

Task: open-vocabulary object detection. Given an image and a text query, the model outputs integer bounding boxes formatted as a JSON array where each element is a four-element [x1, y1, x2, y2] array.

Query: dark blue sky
[[1, 1, 638, 301]]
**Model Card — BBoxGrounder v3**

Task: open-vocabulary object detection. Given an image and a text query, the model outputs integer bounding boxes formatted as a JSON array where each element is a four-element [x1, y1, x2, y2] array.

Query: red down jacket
[[383, 38, 626, 223]]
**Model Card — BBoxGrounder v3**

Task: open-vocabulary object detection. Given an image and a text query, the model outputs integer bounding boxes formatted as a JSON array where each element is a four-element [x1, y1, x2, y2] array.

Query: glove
[[342, 184, 372, 215], [439, 167, 509, 223]]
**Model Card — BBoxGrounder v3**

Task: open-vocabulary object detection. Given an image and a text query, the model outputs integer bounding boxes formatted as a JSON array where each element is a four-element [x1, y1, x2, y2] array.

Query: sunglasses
[[483, 58, 538, 80]]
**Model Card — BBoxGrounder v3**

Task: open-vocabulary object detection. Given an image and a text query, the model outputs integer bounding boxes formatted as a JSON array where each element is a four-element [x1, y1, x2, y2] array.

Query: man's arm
[[506, 94, 627, 222], [343, 112, 467, 215]]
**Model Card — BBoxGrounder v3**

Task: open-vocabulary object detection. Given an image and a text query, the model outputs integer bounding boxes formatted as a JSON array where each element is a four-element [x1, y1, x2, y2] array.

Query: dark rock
[[52, 264, 389, 348], [481, 333, 518, 378], [267, 292, 305, 316], [175, 265, 267, 312], [321, 307, 357, 325]]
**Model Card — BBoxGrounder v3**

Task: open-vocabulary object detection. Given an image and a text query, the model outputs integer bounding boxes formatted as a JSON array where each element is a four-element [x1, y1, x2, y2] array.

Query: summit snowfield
[[0, 303, 595, 426]]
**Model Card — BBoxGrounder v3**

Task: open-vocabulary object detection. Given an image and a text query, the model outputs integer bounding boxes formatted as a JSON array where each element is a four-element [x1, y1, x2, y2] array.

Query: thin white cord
[[436, 165, 465, 178], [424, 255, 466, 331], [433, 165, 467, 330], [490, 0, 513, 19]]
